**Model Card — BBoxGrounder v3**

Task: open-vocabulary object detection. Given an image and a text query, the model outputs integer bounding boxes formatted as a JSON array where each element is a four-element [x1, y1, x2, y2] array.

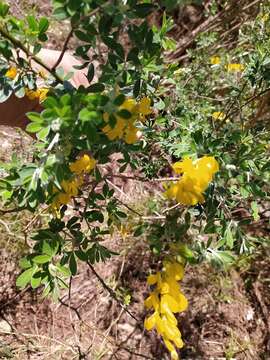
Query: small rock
[[0, 320, 12, 333]]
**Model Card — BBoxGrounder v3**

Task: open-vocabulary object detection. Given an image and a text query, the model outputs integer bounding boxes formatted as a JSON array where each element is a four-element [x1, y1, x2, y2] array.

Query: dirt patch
[[0, 238, 269, 359]]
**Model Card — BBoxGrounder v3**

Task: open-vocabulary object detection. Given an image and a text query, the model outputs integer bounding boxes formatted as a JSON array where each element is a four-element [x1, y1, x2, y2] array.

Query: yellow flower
[[144, 261, 187, 359], [102, 95, 152, 143], [124, 123, 139, 144], [138, 97, 152, 116], [261, 13, 269, 22], [165, 156, 219, 206], [164, 338, 180, 360], [163, 261, 184, 281], [173, 68, 183, 76], [102, 115, 126, 141], [196, 156, 219, 175], [172, 158, 194, 175], [69, 154, 96, 175], [25, 87, 49, 102], [51, 192, 71, 212], [38, 88, 49, 102], [144, 291, 159, 311], [50, 156, 95, 214], [5, 67, 17, 80], [212, 111, 226, 121], [121, 98, 137, 113], [61, 179, 80, 197], [226, 63, 245, 72], [210, 56, 221, 65], [25, 89, 37, 101]]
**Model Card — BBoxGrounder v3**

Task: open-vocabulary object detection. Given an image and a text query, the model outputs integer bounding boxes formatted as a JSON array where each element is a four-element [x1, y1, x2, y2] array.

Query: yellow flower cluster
[[165, 156, 219, 206], [212, 111, 226, 121], [226, 63, 245, 72], [25, 88, 49, 103], [144, 261, 188, 360], [5, 67, 18, 79], [5, 67, 49, 101], [260, 13, 269, 22], [102, 97, 152, 144], [210, 56, 221, 65], [69, 154, 97, 175], [51, 154, 96, 212], [210, 57, 245, 72]]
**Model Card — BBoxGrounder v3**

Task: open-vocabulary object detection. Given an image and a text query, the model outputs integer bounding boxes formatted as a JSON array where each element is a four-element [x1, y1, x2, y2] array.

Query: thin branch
[[0, 206, 27, 214], [107, 174, 179, 182], [51, 28, 74, 71], [0, 25, 63, 84], [86, 260, 141, 325]]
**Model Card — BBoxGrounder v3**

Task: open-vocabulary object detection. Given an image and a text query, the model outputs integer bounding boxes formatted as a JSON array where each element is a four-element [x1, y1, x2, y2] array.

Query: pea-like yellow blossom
[[25, 88, 49, 102], [165, 156, 219, 206], [261, 13, 269, 22], [226, 63, 245, 72], [210, 56, 221, 65], [51, 155, 96, 214], [51, 177, 83, 212], [144, 261, 188, 360], [212, 111, 226, 121], [5, 67, 17, 80], [69, 154, 96, 175], [102, 96, 152, 144]]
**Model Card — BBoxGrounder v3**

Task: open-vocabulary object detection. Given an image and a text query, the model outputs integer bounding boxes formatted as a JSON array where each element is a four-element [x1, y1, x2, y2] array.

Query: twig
[[0, 25, 63, 84], [108, 174, 179, 182], [86, 260, 141, 325], [116, 197, 143, 217], [51, 28, 74, 71], [0, 287, 29, 311], [0, 206, 26, 214]]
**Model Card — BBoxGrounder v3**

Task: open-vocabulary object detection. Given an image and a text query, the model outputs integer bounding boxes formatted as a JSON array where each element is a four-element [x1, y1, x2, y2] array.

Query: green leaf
[[55, 264, 71, 277], [26, 122, 43, 133], [88, 83, 105, 93], [117, 109, 131, 119], [26, 112, 43, 122], [39, 17, 49, 33], [42, 239, 59, 257], [16, 268, 34, 288], [37, 126, 50, 141], [98, 15, 112, 34], [133, 78, 141, 98], [69, 253, 77, 275], [19, 257, 32, 270], [134, 4, 155, 18], [127, 47, 140, 65], [31, 273, 42, 289], [224, 226, 234, 249], [114, 94, 125, 106], [27, 15, 38, 31], [0, 2, 9, 17], [133, 224, 145, 237], [87, 63, 95, 83], [53, 6, 69, 20], [79, 108, 98, 122], [33, 254, 52, 264], [75, 30, 90, 43], [86, 210, 104, 223]]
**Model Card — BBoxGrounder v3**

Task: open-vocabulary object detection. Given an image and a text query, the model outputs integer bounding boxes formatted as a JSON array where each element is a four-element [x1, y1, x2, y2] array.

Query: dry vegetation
[[0, 1, 269, 359]]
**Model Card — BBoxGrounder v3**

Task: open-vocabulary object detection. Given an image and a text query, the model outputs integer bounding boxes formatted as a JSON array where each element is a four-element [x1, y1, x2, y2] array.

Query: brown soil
[[0, 241, 269, 359]]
